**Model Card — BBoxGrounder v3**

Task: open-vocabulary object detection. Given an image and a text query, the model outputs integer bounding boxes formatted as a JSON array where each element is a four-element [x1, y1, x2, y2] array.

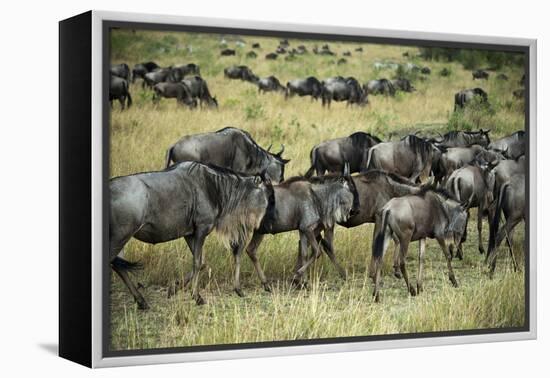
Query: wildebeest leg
[[296, 230, 323, 276], [292, 232, 309, 287], [398, 237, 416, 296], [455, 210, 469, 260], [437, 238, 458, 287], [319, 228, 347, 279], [488, 217, 522, 274], [231, 242, 246, 297], [112, 263, 149, 310], [119, 96, 125, 110], [168, 253, 206, 297], [184, 228, 210, 305], [417, 238, 426, 294], [477, 206, 485, 254], [245, 233, 271, 292], [392, 239, 402, 278]]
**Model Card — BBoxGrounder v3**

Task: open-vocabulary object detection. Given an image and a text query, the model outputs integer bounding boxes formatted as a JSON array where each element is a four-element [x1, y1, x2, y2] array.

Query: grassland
[[109, 29, 526, 351]]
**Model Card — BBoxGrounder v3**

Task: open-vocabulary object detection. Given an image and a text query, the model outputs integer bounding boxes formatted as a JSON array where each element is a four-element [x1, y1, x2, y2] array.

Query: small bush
[[244, 103, 264, 120]]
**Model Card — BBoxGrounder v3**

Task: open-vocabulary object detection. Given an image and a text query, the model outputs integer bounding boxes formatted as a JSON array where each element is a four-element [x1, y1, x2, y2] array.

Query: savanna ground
[[109, 29, 526, 351]]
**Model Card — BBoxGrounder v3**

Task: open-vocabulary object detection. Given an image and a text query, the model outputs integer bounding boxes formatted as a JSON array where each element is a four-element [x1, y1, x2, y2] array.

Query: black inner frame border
[[102, 19, 531, 359]]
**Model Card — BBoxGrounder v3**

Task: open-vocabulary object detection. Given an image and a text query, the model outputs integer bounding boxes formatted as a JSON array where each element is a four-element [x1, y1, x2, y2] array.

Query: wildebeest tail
[[164, 146, 174, 169], [373, 210, 390, 259], [488, 183, 508, 253], [304, 148, 317, 178], [111, 256, 143, 271]]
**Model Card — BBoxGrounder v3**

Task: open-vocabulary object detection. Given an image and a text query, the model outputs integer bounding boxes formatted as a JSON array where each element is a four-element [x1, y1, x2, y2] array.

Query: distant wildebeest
[[321, 77, 368, 107], [144, 67, 176, 88], [472, 69, 489, 80], [152, 82, 197, 108], [421, 67, 431, 75], [109, 76, 132, 110], [132, 61, 160, 85], [257, 76, 286, 93], [454, 88, 489, 110], [286, 77, 323, 100], [364, 79, 396, 96], [496, 73, 509, 81], [313, 46, 335, 55], [165, 127, 290, 182], [279, 39, 289, 48], [223, 65, 258, 83], [337, 58, 347, 65], [109, 161, 273, 308], [171, 63, 201, 81], [433, 129, 491, 148], [513, 89, 525, 99], [488, 130, 525, 159], [355, 47, 363, 52], [434, 144, 503, 184], [446, 159, 496, 257], [245, 165, 359, 290], [246, 51, 257, 58], [343, 51, 352, 57], [181, 76, 218, 108], [252, 42, 261, 49], [305, 132, 381, 177], [265, 52, 278, 60], [276, 46, 287, 54], [366, 135, 440, 183], [221, 48, 236, 56], [370, 187, 469, 302], [486, 174, 525, 274], [296, 45, 308, 54], [440, 68, 451, 77], [110, 63, 131, 81], [392, 78, 415, 92]]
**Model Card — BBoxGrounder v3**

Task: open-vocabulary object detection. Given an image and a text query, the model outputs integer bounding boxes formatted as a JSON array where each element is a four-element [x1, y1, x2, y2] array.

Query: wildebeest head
[[444, 197, 470, 246], [265, 144, 290, 183], [331, 162, 358, 223]]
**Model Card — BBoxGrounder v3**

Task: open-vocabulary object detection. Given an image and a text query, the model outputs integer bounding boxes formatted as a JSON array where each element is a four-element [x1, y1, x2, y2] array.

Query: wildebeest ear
[[253, 175, 263, 186]]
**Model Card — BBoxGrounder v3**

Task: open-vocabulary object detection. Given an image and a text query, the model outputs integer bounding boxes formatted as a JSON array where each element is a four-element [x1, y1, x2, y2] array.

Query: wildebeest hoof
[[417, 284, 423, 294], [263, 283, 272, 293], [137, 282, 145, 290], [234, 288, 245, 297], [409, 286, 417, 296], [194, 295, 206, 305], [137, 299, 149, 310], [479, 246, 485, 254], [292, 279, 307, 290], [393, 270, 402, 279]]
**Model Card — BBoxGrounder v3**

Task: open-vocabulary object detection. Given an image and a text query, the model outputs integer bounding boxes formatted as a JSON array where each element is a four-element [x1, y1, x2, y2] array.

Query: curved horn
[[266, 143, 273, 152], [276, 144, 285, 156]]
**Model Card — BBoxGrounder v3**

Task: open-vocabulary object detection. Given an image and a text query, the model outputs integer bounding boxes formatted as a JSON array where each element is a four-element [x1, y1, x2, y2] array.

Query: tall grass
[[109, 29, 526, 351]]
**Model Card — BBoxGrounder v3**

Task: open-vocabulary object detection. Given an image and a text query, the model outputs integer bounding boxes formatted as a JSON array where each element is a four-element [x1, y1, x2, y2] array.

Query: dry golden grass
[[109, 29, 526, 351]]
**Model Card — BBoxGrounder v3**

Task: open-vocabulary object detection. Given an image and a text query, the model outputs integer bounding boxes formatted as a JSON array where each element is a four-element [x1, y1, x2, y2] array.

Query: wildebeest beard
[[310, 181, 353, 228]]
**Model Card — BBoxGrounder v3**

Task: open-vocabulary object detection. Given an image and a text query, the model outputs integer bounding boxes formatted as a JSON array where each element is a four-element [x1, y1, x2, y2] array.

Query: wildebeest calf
[[153, 82, 197, 108], [109, 75, 132, 110]]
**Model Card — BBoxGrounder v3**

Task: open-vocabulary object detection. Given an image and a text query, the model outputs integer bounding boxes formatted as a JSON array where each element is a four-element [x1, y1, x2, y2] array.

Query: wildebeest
[[276, 46, 287, 54], [454, 88, 489, 110], [252, 42, 261, 49], [165, 127, 290, 183], [321, 77, 368, 107], [110, 162, 273, 307], [279, 39, 289, 48], [472, 69, 489, 80], [496, 73, 509, 81], [433, 129, 491, 148], [370, 187, 469, 302], [296, 45, 307, 54], [513, 89, 525, 99], [490, 155, 525, 200], [109, 75, 132, 110], [246, 51, 257, 58], [313, 46, 335, 56], [486, 174, 525, 274], [245, 165, 359, 290], [286, 77, 323, 100], [171, 63, 201, 81], [421, 67, 431, 75], [366, 135, 440, 183], [152, 82, 197, 108], [110, 63, 131, 81], [337, 58, 347, 65], [265, 52, 278, 60], [364, 79, 396, 96], [446, 159, 496, 257], [181, 76, 218, 108], [355, 47, 363, 52], [343, 51, 352, 57], [391, 78, 415, 92], [221, 48, 236, 56], [434, 144, 503, 184], [488, 130, 525, 159], [223, 65, 258, 83], [440, 68, 451, 77], [305, 132, 381, 177], [519, 74, 526, 86], [132, 61, 160, 85], [144, 67, 176, 88], [257, 76, 286, 93]]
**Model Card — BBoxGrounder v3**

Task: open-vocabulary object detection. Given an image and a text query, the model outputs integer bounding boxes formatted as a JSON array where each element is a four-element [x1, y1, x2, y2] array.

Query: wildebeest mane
[[349, 132, 382, 149], [278, 173, 343, 187], [401, 134, 432, 162], [417, 184, 457, 201], [216, 127, 286, 164]]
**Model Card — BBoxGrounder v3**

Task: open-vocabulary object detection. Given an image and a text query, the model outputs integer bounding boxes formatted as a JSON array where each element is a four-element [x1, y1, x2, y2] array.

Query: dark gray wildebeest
[[364, 79, 396, 96], [343, 51, 352, 57], [490, 154, 525, 200], [496, 73, 509, 81], [265, 52, 278, 60], [488, 130, 525, 159], [109, 162, 273, 308], [472, 69, 489, 80], [391, 78, 415, 92], [433, 129, 491, 148], [370, 187, 469, 302], [355, 47, 363, 52], [276, 46, 287, 54], [165, 127, 290, 183], [421, 67, 431, 75], [246, 51, 257, 58], [152, 82, 197, 109], [321, 77, 368, 107], [181, 76, 218, 108], [109, 75, 132, 110], [454, 88, 488, 111], [252, 42, 261, 49], [110, 63, 131, 81], [221, 48, 236, 56], [366, 135, 440, 183], [434, 144, 503, 185], [279, 39, 289, 47], [445, 159, 496, 258], [132, 61, 159, 84], [305, 132, 381, 177], [513, 89, 525, 99], [297, 45, 308, 54], [223, 65, 258, 83], [257, 76, 286, 94], [486, 173, 525, 274], [286, 77, 323, 101], [244, 164, 359, 290], [171, 63, 201, 81], [144, 67, 176, 88]]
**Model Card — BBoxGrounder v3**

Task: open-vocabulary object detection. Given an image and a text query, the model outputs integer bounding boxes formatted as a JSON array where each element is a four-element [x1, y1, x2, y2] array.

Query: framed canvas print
[[59, 10, 537, 368]]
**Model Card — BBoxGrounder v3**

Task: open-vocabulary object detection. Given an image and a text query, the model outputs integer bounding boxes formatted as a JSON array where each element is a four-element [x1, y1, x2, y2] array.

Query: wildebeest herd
[[110, 124, 526, 309]]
